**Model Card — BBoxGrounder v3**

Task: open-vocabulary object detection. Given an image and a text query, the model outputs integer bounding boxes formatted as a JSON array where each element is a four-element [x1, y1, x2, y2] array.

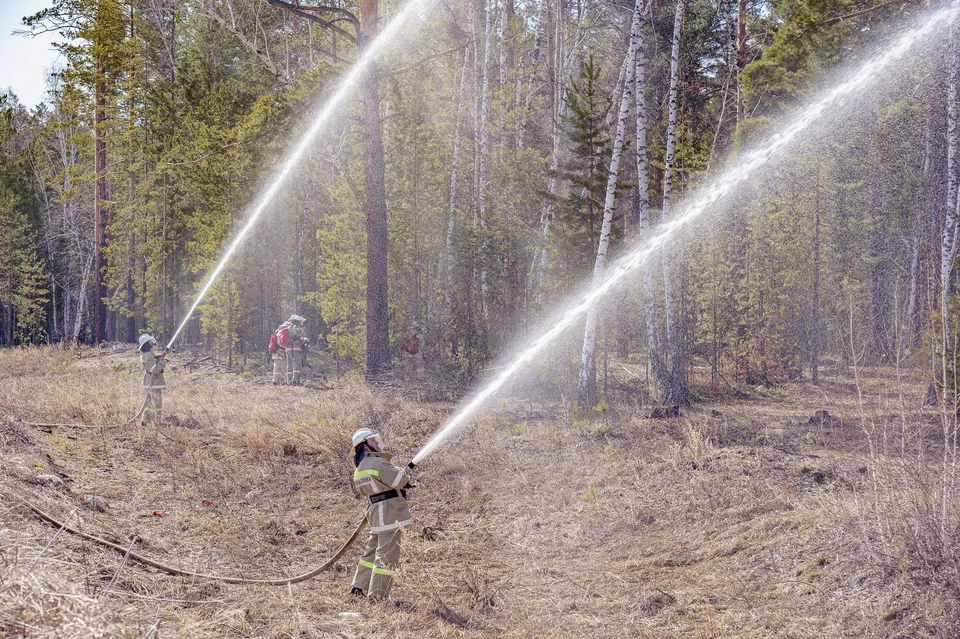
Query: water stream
[[411, 4, 957, 465], [167, 0, 434, 348]]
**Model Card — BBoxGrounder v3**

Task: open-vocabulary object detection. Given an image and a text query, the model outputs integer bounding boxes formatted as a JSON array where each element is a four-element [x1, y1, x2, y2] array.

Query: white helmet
[[289, 314, 306, 324], [352, 428, 380, 450], [138, 333, 156, 348]]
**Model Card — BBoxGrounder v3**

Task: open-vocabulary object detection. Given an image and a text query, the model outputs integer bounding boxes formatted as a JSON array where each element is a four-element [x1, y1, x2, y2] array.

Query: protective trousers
[[144, 389, 162, 424], [351, 528, 402, 599], [286, 347, 302, 385], [272, 353, 287, 385]]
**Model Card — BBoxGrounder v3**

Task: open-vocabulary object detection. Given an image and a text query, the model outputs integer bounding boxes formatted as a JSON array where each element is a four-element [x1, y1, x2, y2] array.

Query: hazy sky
[[0, 1, 67, 109]]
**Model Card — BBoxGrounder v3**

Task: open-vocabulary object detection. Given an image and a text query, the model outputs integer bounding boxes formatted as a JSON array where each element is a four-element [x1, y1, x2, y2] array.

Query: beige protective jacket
[[140, 351, 167, 389], [353, 452, 414, 534]]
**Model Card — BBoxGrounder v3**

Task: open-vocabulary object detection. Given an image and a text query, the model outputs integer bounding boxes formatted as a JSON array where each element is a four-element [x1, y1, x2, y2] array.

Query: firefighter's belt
[[369, 489, 406, 504]]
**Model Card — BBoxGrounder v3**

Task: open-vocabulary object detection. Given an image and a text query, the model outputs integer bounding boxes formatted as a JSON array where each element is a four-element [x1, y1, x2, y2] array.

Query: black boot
[[348, 587, 365, 597]]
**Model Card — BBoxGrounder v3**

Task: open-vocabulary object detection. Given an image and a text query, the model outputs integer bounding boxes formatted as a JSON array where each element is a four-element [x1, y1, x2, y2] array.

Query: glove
[[157, 351, 167, 359]]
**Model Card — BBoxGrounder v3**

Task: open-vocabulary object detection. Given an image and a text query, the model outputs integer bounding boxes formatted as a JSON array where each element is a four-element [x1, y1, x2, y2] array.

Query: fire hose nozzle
[[406, 461, 416, 470]]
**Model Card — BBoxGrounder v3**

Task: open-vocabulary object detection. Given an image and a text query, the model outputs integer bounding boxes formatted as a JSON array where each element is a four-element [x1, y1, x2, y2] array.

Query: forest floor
[[1, 344, 958, 638]]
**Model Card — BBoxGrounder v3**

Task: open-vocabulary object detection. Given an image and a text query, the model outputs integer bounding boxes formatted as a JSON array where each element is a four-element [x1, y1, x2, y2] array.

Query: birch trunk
[[442, 48, 470, 317], [940, 28, 960, 548], [661, 0, 689, 405], [869, 147, 890, 363], [943, 24, 960, 357], [577, 0, 642, 409], [634, 0, 669, 396], [294, 177, 310, 316], [532, 12, 565, 309], [477, 0, 494, 325], [518, 0, 549, 149], [736, 0, 746, 123], [903, 115, 932, 356], [811, 166, 822, 384]]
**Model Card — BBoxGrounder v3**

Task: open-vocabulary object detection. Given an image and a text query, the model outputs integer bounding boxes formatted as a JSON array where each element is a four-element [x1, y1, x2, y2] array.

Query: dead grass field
[[1, 344, 959, 638]]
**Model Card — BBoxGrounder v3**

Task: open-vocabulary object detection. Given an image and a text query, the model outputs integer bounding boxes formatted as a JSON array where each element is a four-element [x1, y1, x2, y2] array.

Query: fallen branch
[[22, 497, 367, 585]]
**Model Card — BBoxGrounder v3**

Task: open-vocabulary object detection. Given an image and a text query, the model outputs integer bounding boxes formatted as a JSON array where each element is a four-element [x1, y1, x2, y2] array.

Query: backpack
[[268, 333, 278, 353], [277, 324, 292, 347], [403, 335, 420, 355]]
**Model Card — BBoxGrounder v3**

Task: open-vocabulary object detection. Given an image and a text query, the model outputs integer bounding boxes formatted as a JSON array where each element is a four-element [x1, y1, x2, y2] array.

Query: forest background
[[2, 0, 959, 410]]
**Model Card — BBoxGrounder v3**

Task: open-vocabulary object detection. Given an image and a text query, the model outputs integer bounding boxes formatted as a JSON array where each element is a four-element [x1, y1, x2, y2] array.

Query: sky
[[0, 0, 67, 109]]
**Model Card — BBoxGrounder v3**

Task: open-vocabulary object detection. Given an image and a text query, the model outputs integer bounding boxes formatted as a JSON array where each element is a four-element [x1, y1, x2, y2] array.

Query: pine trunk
[[359, 0, 391, 379], [94, 44, 108, 345]]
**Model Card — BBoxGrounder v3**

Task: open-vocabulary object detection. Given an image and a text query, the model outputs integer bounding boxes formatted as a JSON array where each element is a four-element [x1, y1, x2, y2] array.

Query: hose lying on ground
[[22, 497, 367, 585]]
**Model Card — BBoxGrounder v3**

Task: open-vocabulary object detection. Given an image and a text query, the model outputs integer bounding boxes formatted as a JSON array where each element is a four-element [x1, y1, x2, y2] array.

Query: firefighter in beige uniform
[[138, 333, 167, 425], [349, 428, 414, 600], [270, 326, 287, 385], [283, 315, 306, 385]]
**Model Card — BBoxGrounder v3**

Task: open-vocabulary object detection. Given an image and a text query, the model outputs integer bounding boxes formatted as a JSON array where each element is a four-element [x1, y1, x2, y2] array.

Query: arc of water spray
[[411, 4, 957, 465], [166, 0, 433, 348]]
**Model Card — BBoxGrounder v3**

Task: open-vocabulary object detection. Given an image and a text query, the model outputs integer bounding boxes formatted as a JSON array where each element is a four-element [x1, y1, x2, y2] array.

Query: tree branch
[[200, 4, 290, 85], [266, 0, 358, 44], [386, 40, 471, 77], [810, 0, 919, 28]]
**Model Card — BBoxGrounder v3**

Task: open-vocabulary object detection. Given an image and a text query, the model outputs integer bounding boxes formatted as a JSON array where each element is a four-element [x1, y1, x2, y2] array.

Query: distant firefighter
[[279, 314, 306, 386], [402, 325, 424, 381], [137, 333, 166, 426], [349, 428, 415, 601], [268, 328, 287, 385]]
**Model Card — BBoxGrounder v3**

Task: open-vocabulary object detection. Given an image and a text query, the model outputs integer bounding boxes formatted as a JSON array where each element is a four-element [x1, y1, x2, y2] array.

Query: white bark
[[660, 0, 689, 404], [442, 48, 470, 315], [518, 0, 549, 149], [634, 0, 668, 392], [478, 0, 493, 225], [943, 24, 960, 360], [949, 24, 959, 220], [577, 0, 642, 409], [477, 0, 494, 319]]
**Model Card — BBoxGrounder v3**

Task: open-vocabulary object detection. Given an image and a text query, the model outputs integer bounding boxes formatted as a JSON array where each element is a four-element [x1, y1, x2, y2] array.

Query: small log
[[648, 405, 680, 419]]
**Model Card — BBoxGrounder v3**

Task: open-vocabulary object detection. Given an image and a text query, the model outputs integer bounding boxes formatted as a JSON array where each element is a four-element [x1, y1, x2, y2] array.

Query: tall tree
[[577, 0, 642, 409], [660, 0, 690, 405], [264, 0, 392, 379]]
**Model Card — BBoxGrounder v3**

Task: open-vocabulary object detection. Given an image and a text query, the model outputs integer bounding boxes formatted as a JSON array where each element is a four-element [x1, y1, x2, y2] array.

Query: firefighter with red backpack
[[269, 328, 287, 385], [402, 324, 424, 381], [279, 314, 306, 385]]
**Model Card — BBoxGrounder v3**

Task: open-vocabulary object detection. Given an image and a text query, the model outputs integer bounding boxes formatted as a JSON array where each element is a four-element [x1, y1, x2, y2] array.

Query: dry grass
[[1, 345, 959, 637]]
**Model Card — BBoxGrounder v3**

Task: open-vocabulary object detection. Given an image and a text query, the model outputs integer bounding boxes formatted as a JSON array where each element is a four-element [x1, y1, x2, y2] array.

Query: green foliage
[[0, 94, 48, 344], [554, 55, 615, 284]]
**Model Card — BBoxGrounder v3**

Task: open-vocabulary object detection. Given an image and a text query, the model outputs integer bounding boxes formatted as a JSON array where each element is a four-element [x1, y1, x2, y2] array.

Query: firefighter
[[284, 314, 306, 386], [270, 327, 287, 385], [138, 333, 167, 425], [402, 325, 424, 381], [349, 428, 415, 600]]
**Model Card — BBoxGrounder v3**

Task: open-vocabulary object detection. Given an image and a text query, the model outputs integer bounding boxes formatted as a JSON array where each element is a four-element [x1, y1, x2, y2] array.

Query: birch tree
[[660, 0, 690, 405], [942, 24, 960, 403], [577, 0, 642, 409], [634, 1, 669, 398]]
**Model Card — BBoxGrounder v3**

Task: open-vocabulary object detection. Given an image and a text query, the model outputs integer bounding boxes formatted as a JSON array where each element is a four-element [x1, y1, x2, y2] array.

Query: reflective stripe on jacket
[[353, 452, 413, 533]]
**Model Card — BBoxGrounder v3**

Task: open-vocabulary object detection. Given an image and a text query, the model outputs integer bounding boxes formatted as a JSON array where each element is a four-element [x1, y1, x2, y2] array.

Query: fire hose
[[21, 497, 367, 585], [16, 352, 165, 430]]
